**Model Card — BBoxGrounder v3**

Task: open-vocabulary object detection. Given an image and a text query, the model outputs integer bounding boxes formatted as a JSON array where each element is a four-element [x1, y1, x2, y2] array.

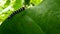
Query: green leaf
[[31, 0, 42, 5], [0, 15, 44, 34], [24, 0, 30, 5], [13, 0, 23, 10], [4, 0, 10, 8], [0, 0, 60, 34]]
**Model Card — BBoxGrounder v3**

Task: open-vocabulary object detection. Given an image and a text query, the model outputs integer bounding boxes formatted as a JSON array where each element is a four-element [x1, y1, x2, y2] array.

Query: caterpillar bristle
[[8, 7, 25, 19]]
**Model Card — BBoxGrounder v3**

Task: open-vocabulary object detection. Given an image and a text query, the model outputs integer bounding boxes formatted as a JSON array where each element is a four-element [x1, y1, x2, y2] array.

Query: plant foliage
[[0, 0, 60, 34]]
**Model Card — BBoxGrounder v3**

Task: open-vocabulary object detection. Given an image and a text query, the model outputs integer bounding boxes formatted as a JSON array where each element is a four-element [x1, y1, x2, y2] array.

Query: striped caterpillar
[[8, 7, 25, 19]]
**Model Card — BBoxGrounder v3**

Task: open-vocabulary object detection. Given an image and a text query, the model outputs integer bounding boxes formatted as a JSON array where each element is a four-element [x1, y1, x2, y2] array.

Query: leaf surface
[[0, 0, 60, 34]]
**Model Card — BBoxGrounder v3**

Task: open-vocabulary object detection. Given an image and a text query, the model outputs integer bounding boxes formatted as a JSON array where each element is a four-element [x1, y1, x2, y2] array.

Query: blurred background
[[0, 0, 43, 25]]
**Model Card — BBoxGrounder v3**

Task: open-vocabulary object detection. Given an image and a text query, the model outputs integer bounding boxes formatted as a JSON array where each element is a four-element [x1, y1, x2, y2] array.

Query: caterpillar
[[8, 7, 25, 19]]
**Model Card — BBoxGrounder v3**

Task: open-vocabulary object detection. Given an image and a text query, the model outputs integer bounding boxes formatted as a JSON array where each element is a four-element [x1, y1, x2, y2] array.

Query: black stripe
[[8, 7, 25, 19]]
